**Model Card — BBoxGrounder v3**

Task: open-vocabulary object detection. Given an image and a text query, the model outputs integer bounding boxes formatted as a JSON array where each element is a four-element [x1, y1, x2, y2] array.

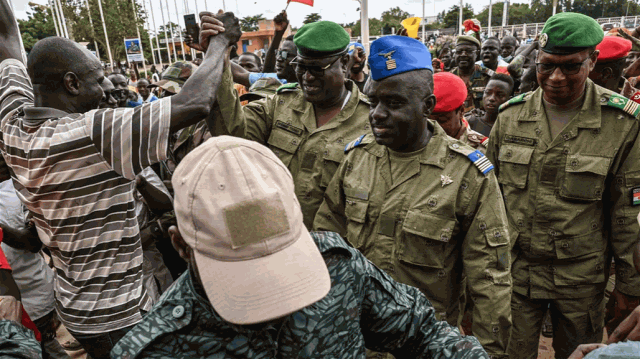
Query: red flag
[[288, 0, 314, 6]]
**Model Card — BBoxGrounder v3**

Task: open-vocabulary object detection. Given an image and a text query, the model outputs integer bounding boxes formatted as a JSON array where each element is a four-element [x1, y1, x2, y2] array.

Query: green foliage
[[18, 3, 58, 52], [303, 13, 322, 24], [441, 4, 475, 29], [476, 3, 535, 27], [240, 14, 265, 32], [380, 6, 410, 30], [349, 18, 383, 37]]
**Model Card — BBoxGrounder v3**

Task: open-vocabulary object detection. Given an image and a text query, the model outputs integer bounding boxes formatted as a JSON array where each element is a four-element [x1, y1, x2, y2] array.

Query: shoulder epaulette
[[448, 143, 494, 175], [344, 134, 373, 153], [604, 93, 640, 118], [499, 93, 527, 112], [276, 82, 299, 94], [481, 66, 495, 77]]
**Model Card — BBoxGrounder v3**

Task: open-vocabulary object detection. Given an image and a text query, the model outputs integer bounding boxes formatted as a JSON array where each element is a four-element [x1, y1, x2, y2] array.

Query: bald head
[[27, 37, 101, 89]]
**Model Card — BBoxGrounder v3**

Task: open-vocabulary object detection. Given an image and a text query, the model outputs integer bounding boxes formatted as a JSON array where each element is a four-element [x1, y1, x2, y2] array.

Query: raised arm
[[0, 0, 23, 63], [169, 12, 242, 132], [263, 11, 289, 73]]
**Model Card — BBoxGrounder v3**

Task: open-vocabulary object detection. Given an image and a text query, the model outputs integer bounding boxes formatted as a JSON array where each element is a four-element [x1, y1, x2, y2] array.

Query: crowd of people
[[1, 1, 640, 358]]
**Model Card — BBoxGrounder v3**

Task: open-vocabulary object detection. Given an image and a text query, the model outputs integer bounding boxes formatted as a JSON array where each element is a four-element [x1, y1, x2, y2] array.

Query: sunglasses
[[276, 50, 295, 62], [291, 56, 341, 77], [535, 52, 595, 75]]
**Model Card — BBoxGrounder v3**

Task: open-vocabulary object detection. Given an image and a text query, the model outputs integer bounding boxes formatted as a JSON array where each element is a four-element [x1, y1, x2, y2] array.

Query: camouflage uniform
[[486, 81, 640, 359], [111, 231, 490, 359], [459, 117, 489, 153], [0, 320, 42, 358], [313, 120, 512, 358], [450, 65, 494, 112], [216, 65, 370, 229]]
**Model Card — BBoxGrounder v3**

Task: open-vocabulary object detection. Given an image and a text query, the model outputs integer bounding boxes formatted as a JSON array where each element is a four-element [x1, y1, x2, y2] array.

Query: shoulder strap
[[344, 134, 374, 153], [276, 82, 299, 94], [605, 93, 640, 119], [499, 93, 527, 112], [448, 143, 494, 175]]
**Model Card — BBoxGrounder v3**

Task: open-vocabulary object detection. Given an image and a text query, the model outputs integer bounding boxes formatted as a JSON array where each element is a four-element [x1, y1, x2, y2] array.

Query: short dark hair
[[484, 37, 501, 47], [489, 73, 514, 93], [27, 37, 97, 90], [239, 52, 263, 67], [592, 57, 627, 80]]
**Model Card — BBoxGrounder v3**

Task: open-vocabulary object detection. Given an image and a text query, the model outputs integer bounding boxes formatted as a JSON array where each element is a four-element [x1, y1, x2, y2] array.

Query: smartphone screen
[[184, 14, 199, 42]]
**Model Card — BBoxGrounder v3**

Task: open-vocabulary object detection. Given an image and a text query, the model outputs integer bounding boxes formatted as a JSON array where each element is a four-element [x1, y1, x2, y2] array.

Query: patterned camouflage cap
[[149, 61, 198, 94]]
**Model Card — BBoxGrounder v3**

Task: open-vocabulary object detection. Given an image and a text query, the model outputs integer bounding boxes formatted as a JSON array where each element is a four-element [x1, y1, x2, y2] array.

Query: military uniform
[[314, 120, 512, 358], [486, 81, 640, 358], [465, 108, 493, 137], [111, 231, 490, 359], [450, 65, 493, 112], [459, 117, 489, 152], [216, 65, 370, 229]]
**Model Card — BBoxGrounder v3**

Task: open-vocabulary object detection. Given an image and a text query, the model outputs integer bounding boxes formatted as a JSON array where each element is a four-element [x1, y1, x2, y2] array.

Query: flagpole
[[7, 0, 27, 63], [361, 0, 369, 54], [48, 1, 60, 37], [173, 0, 187, 61], [146, 0, 163, 68], [49, 0, 63, 37], [421, 0, 425, 43], [130, 0, 147, 73], [190, 0, 198, 59], [160, 0, 178, 62], [142, 0, 158, 67], [55, 0, 69, 38], [96, 0, 114, 70], [222, 0, 226, 11], [85, 0, 100, 59]]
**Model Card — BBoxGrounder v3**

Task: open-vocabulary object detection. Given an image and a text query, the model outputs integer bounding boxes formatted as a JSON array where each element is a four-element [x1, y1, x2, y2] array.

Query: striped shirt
[[0, 59, 171, 334]]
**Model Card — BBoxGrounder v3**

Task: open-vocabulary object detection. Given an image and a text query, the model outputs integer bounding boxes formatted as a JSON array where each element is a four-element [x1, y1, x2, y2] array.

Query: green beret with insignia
[[456, 35, 481, 49], [539, 12, 604, 54], [294, 21, 350, 59]]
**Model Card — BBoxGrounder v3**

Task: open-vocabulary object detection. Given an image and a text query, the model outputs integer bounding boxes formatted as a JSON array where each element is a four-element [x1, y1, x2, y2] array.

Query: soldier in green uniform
[[450, 35, 494, 112], [314, 35, 512, 359], [486, 12, 640, 359], [203, 20, 370, 229]]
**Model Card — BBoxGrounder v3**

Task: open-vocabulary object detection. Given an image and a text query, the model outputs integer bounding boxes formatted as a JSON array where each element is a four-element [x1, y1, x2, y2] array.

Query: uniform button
[[535, 128, 542, 135], [292, 139, 298, 145], [617, 218, 625, 225], [591, 223, 598, 229], [324, 150, 329, 156], [618, 114, 624, 120], [172, 305, 185, 319], [563, 133, 571, 141], [532, 111, 538, 116], [278, 99, 284, 105], [326, 214, 332, 220], [517, 219, 524, 227], [494, 231, 501, 238], [440, 233, 449, 241], [595, 190, 602, 197], [616, 178, 624, 185], [600, 97, 607, 103], [460, 182, 468, 190], [428, 198, 437, 207], [505, 150, 513, 158], [561, 243, 569, 248], [549, 229, 557, 236], [452, 143, 459, 149], [562, 148, 569, 155], [337, 138, 344, 144], [437, 270, 446, 278], [570, 160, 578, 167], [346, 164, 353, 172], [479, 223, 487, 230]]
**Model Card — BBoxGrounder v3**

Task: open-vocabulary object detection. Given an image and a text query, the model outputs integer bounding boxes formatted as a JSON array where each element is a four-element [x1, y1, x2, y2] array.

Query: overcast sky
[[10, 0, 531, 31]]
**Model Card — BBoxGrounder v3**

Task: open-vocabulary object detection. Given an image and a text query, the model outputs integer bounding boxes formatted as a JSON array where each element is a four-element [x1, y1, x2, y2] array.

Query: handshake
[[185, 11, 243, 52]]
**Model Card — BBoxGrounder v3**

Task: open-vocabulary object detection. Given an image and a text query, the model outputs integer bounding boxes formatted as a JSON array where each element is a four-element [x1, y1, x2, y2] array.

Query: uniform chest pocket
[[560, 155, 610, 201], [343, 187, 369, 249], [497, 144, 534, 189], [267, 128, 303, 167], [398, 211, 457, 269], [320, 145, 345, 188]]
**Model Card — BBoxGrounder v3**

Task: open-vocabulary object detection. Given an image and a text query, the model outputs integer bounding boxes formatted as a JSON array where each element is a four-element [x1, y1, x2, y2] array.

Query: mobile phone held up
[[184, 14, 199, 44]]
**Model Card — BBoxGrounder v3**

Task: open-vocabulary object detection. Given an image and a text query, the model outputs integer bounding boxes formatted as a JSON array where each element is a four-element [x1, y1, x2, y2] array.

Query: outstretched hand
[[274, 11, 289, 32], [567, 344, 606, 359], [607, 305, 640, 344], [196, 11, 242, 52]]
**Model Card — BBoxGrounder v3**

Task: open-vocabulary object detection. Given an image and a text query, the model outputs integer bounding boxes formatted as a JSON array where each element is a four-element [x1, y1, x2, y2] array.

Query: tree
[[441, 4, 474, 29], [303, 13, 322, 24], [348, 18, 383, 37], [380, 6, 411, 31], [240, 14, 265, 32], [476, 2, 535, 27], [18, 2, 58, 52]]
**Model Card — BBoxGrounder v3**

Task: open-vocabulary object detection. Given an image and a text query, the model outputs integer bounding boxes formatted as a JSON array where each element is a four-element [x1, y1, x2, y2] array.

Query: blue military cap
[[348, 42, 365, 55], [368, 35, 433, 81]]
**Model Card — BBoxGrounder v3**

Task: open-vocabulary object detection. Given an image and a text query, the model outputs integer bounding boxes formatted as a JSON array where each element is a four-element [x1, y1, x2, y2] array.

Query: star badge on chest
[[441, 174, 453, 187]]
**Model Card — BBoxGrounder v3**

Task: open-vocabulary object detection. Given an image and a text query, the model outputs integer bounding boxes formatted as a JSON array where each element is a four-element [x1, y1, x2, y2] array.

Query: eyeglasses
[[276, 50, 295, 62], [535, 53, 594, 75], [291, 56, 341, 77]]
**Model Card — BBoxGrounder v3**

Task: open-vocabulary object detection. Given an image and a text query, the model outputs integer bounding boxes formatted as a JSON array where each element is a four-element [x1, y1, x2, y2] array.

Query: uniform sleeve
[[353, 248, 489, 359], [0, 59, 34, 127], [312, 157, 348, 236], [609, 121, 640, 297], [485, 115, 503, 177], [460, 171, 512, 358], [216, 64, 276, 144], [84, 98, 172, 181]]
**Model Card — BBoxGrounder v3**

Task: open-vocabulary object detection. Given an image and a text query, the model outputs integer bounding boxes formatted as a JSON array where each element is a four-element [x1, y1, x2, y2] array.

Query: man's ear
[[168, 225, 193, 263], [63, 72, 80, 95], [602, 67, 614, 81], [588, 50, 600, 71], [341, 53, 350, 73], [423, 93, 437, 118]]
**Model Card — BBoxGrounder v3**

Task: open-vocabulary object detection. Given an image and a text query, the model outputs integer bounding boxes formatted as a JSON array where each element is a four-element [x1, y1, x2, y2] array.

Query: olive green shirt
[[314, 121, 512, 358], [486, 80, 640, 300], [216, 65, 371, 229]]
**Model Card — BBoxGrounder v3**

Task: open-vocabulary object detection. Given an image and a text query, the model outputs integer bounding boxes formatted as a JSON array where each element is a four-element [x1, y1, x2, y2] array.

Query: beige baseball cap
[[172, 136, 331, 325]]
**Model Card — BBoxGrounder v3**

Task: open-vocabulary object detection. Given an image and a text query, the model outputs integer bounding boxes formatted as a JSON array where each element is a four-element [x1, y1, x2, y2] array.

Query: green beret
[[540, 12, 604, 54], [456, 35, 481, 49], [294, 21, 350, 58]]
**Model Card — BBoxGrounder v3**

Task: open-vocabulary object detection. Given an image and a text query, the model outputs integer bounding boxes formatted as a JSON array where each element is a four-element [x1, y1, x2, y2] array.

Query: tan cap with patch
[[171, 136, 331, 325]]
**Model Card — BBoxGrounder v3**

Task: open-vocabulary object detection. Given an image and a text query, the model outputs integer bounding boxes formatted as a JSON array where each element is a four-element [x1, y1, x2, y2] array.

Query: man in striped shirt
[[0, 4, 241, 358]]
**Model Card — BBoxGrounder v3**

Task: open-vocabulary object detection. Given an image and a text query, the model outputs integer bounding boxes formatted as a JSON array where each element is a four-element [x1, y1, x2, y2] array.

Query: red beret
[[433, 72, 467, 113], [596, 36, 632, 62]]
